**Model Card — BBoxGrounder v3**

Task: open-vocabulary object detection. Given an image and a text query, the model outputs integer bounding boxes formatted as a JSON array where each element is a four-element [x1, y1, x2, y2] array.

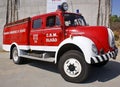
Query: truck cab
[[3, 2, 118, 83], [30, 11, 64, 47]]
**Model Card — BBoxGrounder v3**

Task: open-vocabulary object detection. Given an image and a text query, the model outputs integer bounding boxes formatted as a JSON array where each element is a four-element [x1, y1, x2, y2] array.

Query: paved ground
[[0, 49, 120, 87]]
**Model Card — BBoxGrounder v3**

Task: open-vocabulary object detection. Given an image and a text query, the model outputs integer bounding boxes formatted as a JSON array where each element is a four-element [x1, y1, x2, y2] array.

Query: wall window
[[33, 19, 42, 29]]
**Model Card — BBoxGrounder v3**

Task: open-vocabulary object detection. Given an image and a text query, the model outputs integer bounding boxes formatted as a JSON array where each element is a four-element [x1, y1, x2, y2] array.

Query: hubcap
[[13, 49, 18, 62], [64, 58, 82, 78]]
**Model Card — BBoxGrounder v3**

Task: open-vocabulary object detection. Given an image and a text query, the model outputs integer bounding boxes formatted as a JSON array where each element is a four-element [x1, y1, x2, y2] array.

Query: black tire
[[12, 47, 24, 64], [58, 50, 90, 83], [93, 60, 108, 67]]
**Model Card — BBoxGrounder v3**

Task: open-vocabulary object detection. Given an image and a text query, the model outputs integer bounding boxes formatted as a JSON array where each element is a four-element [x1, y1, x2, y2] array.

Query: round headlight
[[108, 28, 115, 48], [92, 44, 98, 54], [61, 2, 68, 11], [111, 37, 115, 48]]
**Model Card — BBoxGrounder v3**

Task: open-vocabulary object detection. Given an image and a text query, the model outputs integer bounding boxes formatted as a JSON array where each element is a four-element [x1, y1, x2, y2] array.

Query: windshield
[[64, 13, 86, 27]]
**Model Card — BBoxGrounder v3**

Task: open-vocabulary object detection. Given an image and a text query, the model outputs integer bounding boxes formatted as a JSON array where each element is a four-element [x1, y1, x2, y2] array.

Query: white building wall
[[47, 0, 67, 13], [19, 0, 46, 19], [67, 0, 98, 26], [17, 0, 110, 26], [0, 0, 7, 50]]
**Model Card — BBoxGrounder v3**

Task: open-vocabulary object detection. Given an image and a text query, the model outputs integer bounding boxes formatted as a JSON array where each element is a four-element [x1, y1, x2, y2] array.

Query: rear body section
[[3, 18, 30, 51]]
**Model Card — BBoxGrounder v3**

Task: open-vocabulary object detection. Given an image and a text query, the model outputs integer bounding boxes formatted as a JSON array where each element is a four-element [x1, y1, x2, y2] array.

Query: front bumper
[[91, 48, 118, 64]]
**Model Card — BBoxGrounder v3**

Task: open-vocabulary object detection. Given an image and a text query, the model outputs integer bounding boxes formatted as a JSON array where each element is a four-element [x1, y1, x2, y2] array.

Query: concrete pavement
[[0, 48, 120, 87]]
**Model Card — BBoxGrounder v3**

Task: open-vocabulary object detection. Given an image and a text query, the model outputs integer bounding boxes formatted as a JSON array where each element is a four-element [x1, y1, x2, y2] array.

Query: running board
[[20, 55, 55, 62]]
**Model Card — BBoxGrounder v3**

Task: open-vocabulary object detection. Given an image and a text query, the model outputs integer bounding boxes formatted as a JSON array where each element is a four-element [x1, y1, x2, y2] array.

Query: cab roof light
[[57, 2, 68, 12]]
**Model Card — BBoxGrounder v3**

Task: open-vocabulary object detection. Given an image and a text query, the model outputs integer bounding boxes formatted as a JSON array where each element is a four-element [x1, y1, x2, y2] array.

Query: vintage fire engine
[[3, 2, 118, 83]]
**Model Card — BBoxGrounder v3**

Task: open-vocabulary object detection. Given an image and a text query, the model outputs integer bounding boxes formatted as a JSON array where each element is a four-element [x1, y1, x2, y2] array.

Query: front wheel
[[58, 50, 90, 83], [12, 47, 24, 64]]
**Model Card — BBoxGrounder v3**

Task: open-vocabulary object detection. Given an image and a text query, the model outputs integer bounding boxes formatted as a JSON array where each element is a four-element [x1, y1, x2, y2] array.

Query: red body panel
[[65, 26, 110, 53], [3, 18, 30, 45]]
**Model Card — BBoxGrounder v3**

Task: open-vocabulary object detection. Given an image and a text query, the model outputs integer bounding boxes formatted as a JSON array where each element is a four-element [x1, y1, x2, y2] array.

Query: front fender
[[55, 36, 97, 64]]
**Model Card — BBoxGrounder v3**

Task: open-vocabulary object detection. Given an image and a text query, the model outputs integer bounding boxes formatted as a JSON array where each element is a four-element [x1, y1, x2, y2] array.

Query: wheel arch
[[55, 36, 97, 64], [10, 43, 19, 59], [55, 43, 84, 64]]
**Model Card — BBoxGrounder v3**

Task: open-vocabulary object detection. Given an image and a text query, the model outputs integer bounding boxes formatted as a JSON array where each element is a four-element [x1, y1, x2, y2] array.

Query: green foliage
[[113, 31, 119, 41], [110, 15, 120, 22]]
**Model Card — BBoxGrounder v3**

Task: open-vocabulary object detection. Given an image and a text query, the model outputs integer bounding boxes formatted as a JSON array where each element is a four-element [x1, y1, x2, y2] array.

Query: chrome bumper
[[91, 48, 118, 64]]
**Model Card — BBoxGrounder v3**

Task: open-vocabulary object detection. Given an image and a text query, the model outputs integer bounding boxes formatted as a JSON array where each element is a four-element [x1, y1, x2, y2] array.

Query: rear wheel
[[58, 50, 90, 83], [12, 47, 24, 64]]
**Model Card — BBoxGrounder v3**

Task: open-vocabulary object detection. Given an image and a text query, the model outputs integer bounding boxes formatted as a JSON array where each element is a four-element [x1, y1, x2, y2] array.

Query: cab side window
[[46, 16, 55, 27], [46, 16, 60, 27], [33, 19, 42, 29]]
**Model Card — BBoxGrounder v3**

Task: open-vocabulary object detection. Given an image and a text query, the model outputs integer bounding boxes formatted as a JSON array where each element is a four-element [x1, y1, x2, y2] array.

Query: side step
[[20, 55, 55, 62]]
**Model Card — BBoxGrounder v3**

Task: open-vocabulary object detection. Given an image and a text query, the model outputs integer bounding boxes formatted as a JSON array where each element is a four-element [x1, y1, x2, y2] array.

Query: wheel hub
[[13, 50, 18, 62], [68, 64, 75, 71], [64, 58, 82, 78]]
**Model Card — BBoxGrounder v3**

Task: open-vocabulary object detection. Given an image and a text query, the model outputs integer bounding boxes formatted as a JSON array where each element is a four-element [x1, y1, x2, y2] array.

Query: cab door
[[43, 15, 64, 46], [30, 18, 44, 48]]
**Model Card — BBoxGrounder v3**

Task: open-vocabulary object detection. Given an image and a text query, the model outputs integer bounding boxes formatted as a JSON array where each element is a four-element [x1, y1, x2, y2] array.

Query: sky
[[112, 0, 120, 16]]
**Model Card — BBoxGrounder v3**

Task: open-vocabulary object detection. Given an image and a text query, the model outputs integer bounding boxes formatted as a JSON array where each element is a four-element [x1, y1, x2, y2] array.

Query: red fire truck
[[3, 2, 118, 83]]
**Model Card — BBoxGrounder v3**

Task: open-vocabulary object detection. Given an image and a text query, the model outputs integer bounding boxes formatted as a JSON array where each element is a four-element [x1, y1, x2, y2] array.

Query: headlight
[[92, 44, 98, 54], [110, 37, 115, 48], [108, 28, 115, 48]]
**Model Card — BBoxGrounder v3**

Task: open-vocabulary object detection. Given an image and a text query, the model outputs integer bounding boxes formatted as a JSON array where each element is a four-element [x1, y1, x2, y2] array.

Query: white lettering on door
[[46, 33, 58, 42], [33, 34, 38, 43]]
